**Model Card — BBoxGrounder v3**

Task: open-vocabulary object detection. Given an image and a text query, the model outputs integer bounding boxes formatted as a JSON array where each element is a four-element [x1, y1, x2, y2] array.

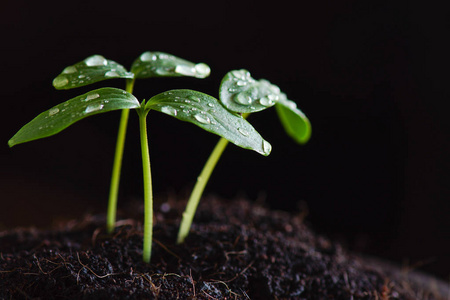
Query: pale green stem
[[138, 110, 153, 263], [107, 79, 135, 234], [177, 113, 250, 244], [177, 137, 229, 244]]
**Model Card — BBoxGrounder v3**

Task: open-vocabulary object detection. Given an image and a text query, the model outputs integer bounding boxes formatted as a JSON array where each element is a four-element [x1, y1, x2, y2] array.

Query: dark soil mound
[[0, 197, 448, 299]]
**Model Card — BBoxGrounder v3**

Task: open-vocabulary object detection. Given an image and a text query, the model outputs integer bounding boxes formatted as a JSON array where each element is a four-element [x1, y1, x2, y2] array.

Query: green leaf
[[8, 88, 140, 147], [145, 90, 272, 156], [131, 51, 211, 79], [219, 69, 282, 113], [275, 94, 312, 144], [52, 55, 134, 90]]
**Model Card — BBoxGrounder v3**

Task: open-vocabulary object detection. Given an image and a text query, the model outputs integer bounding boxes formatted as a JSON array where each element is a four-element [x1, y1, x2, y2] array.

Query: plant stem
[[138, 110, 153, 263], [106, 79, 135, 234], [177, 137, 229, 244], [177, 113, 250, 244]]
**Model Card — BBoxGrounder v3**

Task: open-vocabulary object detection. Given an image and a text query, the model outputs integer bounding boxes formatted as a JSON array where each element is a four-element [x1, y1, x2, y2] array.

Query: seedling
[[8, 53, 271, 263], [177, 69, 311, 244], [52, 52, 211, 235]]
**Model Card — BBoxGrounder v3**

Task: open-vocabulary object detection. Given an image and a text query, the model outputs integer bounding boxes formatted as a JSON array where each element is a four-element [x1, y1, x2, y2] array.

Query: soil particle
[[0, 197, 448, 299]]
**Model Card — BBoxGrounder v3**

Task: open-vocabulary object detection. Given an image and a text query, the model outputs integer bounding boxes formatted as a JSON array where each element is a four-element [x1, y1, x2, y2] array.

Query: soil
[[0, 197, 448, 299]]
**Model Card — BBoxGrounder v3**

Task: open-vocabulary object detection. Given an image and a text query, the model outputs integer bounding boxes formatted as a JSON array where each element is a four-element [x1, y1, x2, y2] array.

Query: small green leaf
[[8, 88, 140, 147], [131, 52, 211, 79], [145, 90, 271, 156], [52, 55, 134, 90], [275, 94, 311, 144], [219, 69, 282, 113]]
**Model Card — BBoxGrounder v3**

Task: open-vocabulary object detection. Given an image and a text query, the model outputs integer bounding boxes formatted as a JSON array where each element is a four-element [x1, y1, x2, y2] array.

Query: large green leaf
[[131, 51, 211, 79], [145, 90, 272, 156], [52, 55, 134, 90], [275, 94, 311, 144], [219, 69, 282, 113], [8, 88, 140, 147]]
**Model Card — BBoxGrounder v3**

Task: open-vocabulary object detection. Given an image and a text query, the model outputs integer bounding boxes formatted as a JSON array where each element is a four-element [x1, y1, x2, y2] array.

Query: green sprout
[[177, 69, 311, 244], [8, 54, 271, 263], [52, 52, 211, 235]]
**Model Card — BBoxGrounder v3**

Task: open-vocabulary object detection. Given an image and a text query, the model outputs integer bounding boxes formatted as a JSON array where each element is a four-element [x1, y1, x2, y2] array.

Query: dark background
[[1, 0, 449, 279]]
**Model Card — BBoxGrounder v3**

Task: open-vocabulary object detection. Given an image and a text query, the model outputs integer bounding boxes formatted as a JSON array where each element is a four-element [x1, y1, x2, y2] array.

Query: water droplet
[[62, 66, 77, 74], [53, 76, 69, 88], [235, 93, 253, 105], [193, 113, 211, 124], [105, 70, 119, 77], [157, 53, 171, 60], [262, 140, 272, 154], [188, 95, 201, 102], [259, 96, 275, 106], [236, 80, 247, 86], [140, 52, 157, 62], [85, 55, 108, 67], [175, 65, 195, 76], [269, 85, 281, 94], [194, 63, 210, 78], [231, 70, 249, 80], [155, 67, 172, 75], [49, 107, 60, 116], [85, 93, 100, 101], [238, 128, 249, 136], [268, 94, 279, 101], [78, 74, 86, 79], [207, 103, 214, 108], [259, 96, 270, 106], [289, 102, 298, 109], [161, 106, 178, 116], [84, 103, 104, 113]]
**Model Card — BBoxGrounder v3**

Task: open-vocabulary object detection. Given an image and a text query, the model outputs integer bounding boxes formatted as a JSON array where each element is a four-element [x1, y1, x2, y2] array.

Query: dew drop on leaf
[[84, 93, 100, 101], [194, 63, 210, 78], [231, 70, 247, 79], [175, 65, 195, 76], [262, 140, 272, 154], [85, 55, 108, 67], [140, 52, 157, 62], [84, 103, 104, 113], [155, 67, 172, 75], [161, 106, 178, 116], [193, 113, 211, 124], [49, 107, 60, 116], [259, 96, 274, 106], [188, 95, 201, 103], [105, 70, 119, 77], [62, 66, 77, 74], [237, 128, 249, 136], [235, 93, 252, 105], [53, 76, 69, 88]]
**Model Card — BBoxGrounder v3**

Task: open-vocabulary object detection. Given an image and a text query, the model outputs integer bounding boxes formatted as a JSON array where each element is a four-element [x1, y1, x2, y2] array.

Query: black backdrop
[[1, 0, 449, 279]]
